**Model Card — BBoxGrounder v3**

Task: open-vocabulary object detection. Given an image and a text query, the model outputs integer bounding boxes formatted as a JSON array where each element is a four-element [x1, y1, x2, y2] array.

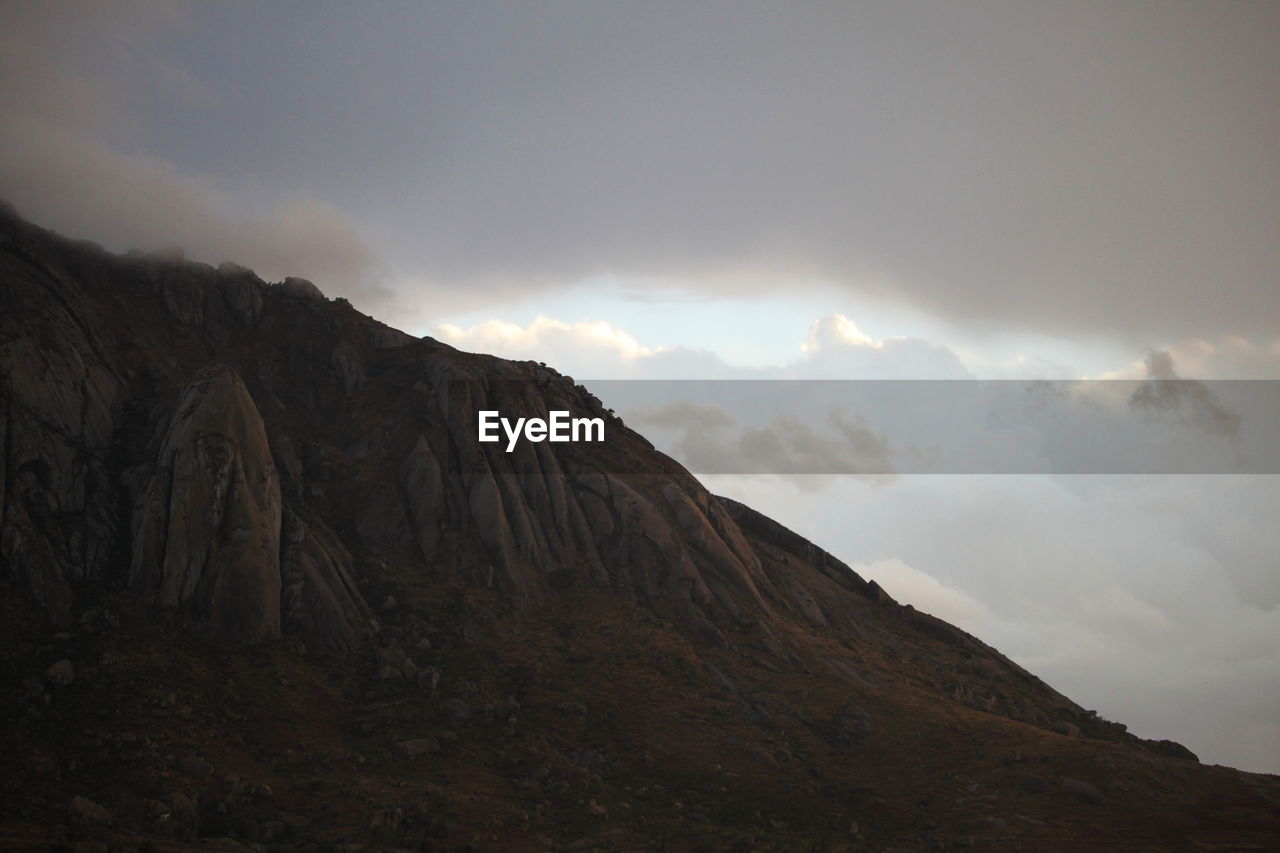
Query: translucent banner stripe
[[440, 379, 1280, 475]]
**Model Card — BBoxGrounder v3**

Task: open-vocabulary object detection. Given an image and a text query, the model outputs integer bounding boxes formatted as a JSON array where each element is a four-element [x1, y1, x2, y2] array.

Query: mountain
[[1, 202, 1276, 852]]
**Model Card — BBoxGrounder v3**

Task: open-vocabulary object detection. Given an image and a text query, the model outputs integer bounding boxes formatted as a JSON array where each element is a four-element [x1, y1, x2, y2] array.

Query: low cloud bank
[[708, 473, 1280, 774], [0, 1, 387, 306]]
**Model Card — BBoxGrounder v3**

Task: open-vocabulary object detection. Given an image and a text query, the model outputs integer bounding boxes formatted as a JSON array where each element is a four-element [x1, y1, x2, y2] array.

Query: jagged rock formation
[[128, 363, 283, 644], [2, 202, 1277, 852], [280, 505, 376, 654]]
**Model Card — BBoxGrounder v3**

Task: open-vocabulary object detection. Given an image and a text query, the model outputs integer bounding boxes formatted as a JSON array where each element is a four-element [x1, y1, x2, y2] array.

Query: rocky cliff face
[[0, 203, 1273, 851], [129, 363, 283, 644], [0, 197, 815, 650]]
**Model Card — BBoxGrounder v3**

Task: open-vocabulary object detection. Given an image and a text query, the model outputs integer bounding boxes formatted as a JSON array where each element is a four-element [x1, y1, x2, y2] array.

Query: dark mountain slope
[[1, 203, 1276, 851]]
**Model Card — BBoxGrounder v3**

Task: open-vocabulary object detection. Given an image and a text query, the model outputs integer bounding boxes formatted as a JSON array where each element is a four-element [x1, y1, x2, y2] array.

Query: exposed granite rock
[[274, 276, 325, 301], [217, 262, 265, 327], [1143, 738, 1200, 762], [0, 212, 124, 626], [129, 363, 282, 643], [718, 494, 888, 604], [368, 324, 414, 350], [1061, 777, 1110, 805], [331, 340, 365, 395], [400, 436, 444, 565], [271, 434, 305, 501], [157, 266, 210, 326], [281, 506, 376, 653]]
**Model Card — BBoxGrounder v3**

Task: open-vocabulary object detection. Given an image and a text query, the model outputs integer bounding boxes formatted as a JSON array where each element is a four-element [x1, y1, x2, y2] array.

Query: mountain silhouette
[[1, 202, 1276, 851]]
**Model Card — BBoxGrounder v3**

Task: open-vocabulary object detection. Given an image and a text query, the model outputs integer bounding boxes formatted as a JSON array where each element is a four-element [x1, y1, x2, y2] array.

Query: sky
[[2, 1, 1279, 771]]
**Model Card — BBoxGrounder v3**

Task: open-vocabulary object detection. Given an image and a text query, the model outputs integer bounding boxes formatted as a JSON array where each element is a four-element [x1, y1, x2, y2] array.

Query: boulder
[[69, 795, 113, 825], [1052, 720, 1082, 738], [274, 276, 325, 301], [1144, 738, 1199, 762], [44, 659, 75, 686], [1061, 777, 1109, 805], [394, 737, 438, 758], [166, 792, 200, 832]]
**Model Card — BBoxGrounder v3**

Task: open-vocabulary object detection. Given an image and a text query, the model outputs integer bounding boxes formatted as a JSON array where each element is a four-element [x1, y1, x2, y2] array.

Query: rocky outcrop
[[392, 367, 789, 630], [331, 340, 365, 395], [281, 507, 375, 654], [0, 215, 124, 626], [217, 262, 266, 328], [140, 257, 272, 339], [719, 495, 890, 604], [0, 281, 382, 654], [274, 276, 325, 301], [368, 324, 415, 350], [129, 364, 282, 643], [400, 436, 444, 565], [424, 367, 783, 627]]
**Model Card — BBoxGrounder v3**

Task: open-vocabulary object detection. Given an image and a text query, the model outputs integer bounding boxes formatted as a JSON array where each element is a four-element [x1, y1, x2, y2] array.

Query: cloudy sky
[[3, 1, 1278, 771]]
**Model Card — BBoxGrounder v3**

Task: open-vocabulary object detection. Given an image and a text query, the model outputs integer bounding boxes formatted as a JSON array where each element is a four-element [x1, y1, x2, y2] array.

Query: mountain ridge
[[1, 202, 1275, 851]]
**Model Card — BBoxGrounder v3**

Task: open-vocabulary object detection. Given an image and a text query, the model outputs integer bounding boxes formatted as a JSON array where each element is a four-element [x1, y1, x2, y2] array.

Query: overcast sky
[[3, 1, 1278, 771]]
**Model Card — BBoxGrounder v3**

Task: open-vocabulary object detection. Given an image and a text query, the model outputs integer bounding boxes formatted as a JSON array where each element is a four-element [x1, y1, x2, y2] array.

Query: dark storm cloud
[[177, 0, 1276, 342], [0, 1, 388, 304], [4, 2, 1277, 340]]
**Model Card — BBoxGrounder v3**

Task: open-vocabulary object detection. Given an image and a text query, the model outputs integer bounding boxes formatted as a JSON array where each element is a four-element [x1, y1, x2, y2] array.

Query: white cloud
[[857, 557, 992, 635], [1078, 586, 1173, 634], [677, 460, 1280, 771], [798, 314, 972, 379], [436, 315, 662, 370], [434, 312, 972, 380], [801, 314, 882, 352]]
